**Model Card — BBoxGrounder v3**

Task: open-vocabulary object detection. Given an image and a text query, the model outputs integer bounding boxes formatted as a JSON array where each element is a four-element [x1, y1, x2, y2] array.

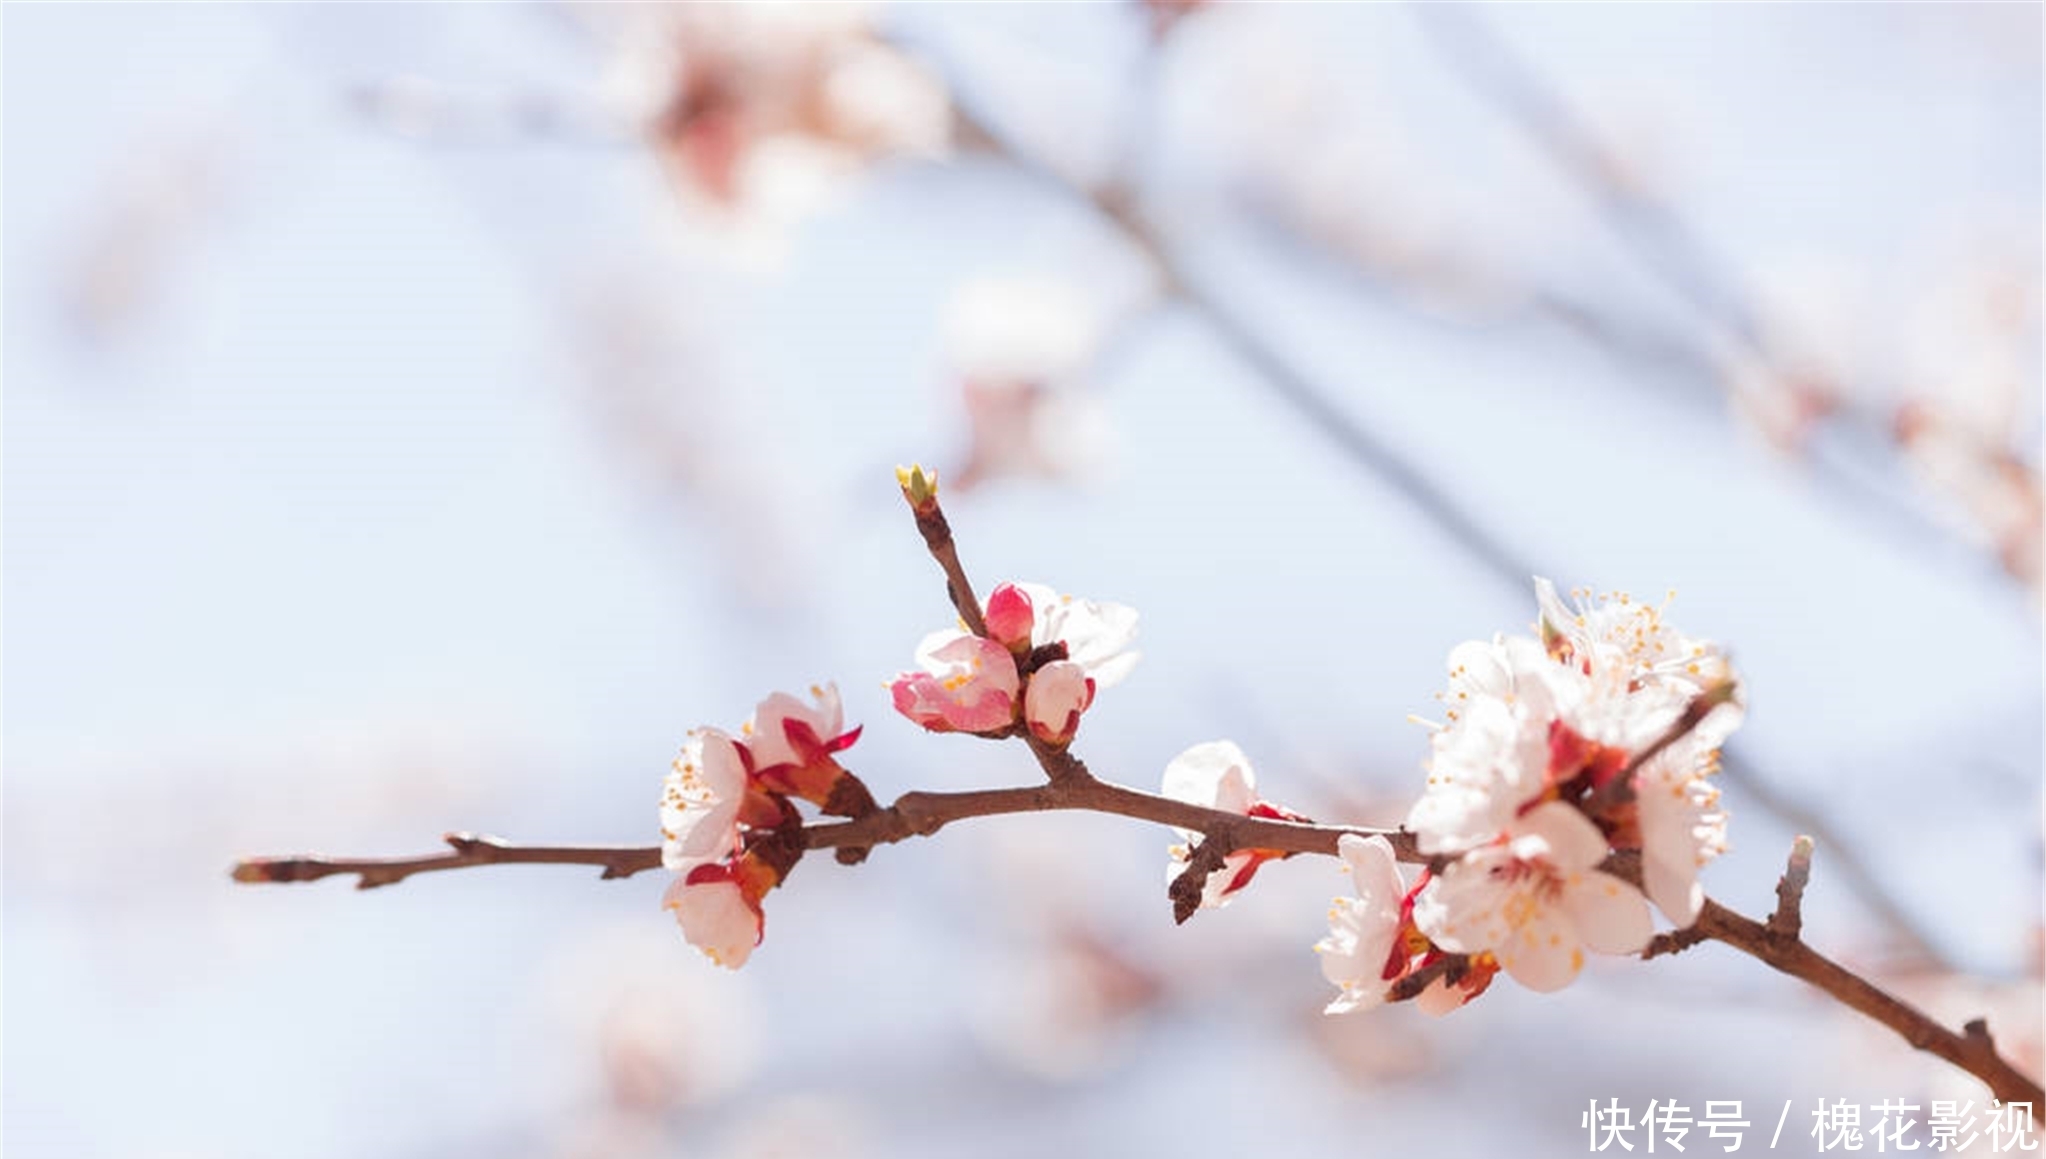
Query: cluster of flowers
[[1308, 580, 1740, 1012], [661, 574, 1739, 1021], [662, 580, 1138, 967], [890, 580, 1139, 745], [659, 686, 871, 969]]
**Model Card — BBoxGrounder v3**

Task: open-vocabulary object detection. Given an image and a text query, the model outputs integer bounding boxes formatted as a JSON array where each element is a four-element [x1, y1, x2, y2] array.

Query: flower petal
[[1160, 740, 1257, 816], [1560, 870, 1653, 956]]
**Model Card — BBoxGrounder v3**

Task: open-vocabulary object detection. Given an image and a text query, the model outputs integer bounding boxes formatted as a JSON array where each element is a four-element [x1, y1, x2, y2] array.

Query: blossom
[[887, 580, 1137, 742], [983, 583, 1036, 652], [660, 728, 751, 874], [593, 3, 949, 216], [1317, 834, 1498, 1016], [1407, 581, 1742, 928], [1406, 637, 1561, 855], [665, 862, 766, 970], [1023, 659, 1094, 745], [660, 688, 874, 967], [889, 630, 1020, 733], [1413, 802, 1652, 992], [1316, 834, 1405, 1014], [1629, 713, 1736, 925], [1160, 741, 1304, 909], [1534, 577, 1731, 695], [744, 684, 864, 807], [941, 278, 1118, 492], [1012, 580, 1140, 688]]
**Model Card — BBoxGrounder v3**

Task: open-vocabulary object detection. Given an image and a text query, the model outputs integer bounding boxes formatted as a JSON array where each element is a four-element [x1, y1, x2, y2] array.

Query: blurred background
[[5, 3, 2041, 1156]]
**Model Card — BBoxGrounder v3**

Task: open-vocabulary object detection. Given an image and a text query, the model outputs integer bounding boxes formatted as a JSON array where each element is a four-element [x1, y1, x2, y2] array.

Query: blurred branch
[[1410, 3, 2042, 592]]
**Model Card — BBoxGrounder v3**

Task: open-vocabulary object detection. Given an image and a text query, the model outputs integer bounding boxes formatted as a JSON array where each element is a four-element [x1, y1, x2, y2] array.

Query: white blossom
[[1012, 580, 1140, 688], [660, 728, 748, 874], [1315, 834, 1405, 1014], [664, 872, 762, 970], [1413, 802, 1651, 992], [1160, 740, 1269, 909]]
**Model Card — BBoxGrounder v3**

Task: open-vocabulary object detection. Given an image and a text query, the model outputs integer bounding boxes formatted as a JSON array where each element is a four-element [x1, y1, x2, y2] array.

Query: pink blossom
[[983, 583, 1036, 651], [889, 630, 1020, 733]]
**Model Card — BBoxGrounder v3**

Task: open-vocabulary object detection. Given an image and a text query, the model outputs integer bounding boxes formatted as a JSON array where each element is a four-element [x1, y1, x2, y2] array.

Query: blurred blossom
[[1140, 0, 1211, 43], [1170, 6, 1547, 312], [583, 1, 949, 264], [1722, 258, 1871, 451], [1726, 242, 2043, 592], [64, 131, 235, 346], [541, 922, 762, 1128], [940, 276, 1119, 491], [570, 276, 809, 608], [1301, 1002, 1439, 1087], [714, 1093, 876, 1159], [1894, 234, 2044, 593], [969, 923, 1165, 1082], [967, 830, 1167, 1081]]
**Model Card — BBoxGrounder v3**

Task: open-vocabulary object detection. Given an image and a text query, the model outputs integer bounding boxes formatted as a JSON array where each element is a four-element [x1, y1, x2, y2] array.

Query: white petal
[[1514, 801, 1611, 874], [1411, 855, 1512, 955], [669, 879, 760, 969], [1635, 775, 1716, 926], [1560, 870, 1654, 955], [1495, 911, 1584, 993], [1160, 740, 1257, 815]]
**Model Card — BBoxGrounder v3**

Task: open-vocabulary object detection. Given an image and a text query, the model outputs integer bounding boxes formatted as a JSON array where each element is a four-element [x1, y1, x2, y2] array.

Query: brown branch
[[1690, 896, 2042, 1117], [1767, 834, 1815, 940], [1168, 834, 1232, 925], [1389, 953, 1473, 1003], [1617, 840, 2043, 1120], [235, 781, 1421, 890], [898, 466, 988, 637], [230, 832, 663, 890], [233, 778, 2037, 1115]]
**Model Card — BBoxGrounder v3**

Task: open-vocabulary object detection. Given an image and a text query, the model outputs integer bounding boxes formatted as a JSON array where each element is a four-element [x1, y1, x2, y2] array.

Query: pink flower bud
[[983, 583, 1035, 651]]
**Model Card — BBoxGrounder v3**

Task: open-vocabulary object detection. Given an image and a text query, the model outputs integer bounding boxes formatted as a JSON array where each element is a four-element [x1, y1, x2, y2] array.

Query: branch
[[1767, 834, 1815, 940], [1615, 839, 2044, 1120], [1410, 4, 2039, 588], [230, 832, 663, 890], [1691, 895, 2042, 1116], [232, 786, 2037, 1116]]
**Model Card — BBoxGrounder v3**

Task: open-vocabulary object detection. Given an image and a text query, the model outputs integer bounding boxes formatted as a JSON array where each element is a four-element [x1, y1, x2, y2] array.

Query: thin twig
[[231, 832, 663, 890], [1690, 896, 2041, 1115], [1768, 834, 1816, 941], [1389, 953, 1472, 1003], [232, 781, 1418, 890], [1409, 3, 2037, 585]]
